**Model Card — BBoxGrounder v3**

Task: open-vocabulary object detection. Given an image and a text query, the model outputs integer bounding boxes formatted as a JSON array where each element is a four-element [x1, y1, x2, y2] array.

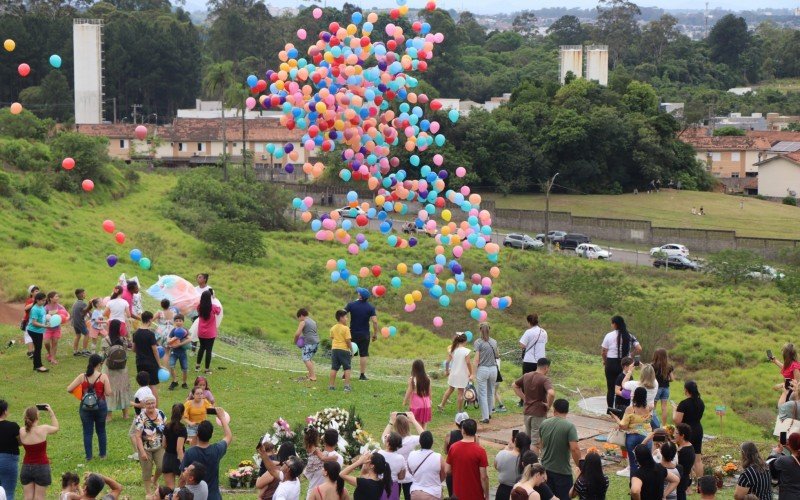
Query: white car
[[650, 244, 689, 258], [746, 265, 785, 281], [335, 206, 368, 218], [575, 243, 611, 259]]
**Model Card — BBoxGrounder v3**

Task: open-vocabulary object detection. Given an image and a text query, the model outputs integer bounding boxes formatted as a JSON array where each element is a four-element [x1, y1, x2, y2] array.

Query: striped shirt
[[737, 465, 772, 500]]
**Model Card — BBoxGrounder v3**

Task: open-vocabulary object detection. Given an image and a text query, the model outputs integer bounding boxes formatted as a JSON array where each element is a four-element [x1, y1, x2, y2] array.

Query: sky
[[183, 0, 800, 15]]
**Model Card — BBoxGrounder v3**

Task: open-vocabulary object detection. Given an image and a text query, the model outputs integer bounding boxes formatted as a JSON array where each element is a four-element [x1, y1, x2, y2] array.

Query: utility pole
[[544, 172, 560, 254], [131, 104, 142, 125], [112, 98, 117, 124]]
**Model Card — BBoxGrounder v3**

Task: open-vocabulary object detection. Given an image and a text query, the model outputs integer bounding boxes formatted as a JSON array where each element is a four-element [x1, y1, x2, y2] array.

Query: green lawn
[[484, 190, 800, 239]]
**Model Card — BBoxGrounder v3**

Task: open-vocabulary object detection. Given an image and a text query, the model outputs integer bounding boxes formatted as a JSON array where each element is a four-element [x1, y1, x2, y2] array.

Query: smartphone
[[768, 350, 774, 361], [781, 432, 788, 445], [634, 355, 641, 367], [397, 412, 407, 417], [35, 404, 48, 411], [512, 429, 519, 441], [654, 434, 666, 442], [206, 408, 217, 415], [786, 379, 793, 390]]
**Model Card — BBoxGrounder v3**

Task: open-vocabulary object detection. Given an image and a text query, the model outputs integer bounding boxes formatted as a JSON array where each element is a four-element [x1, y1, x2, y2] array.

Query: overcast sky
[[184, 0, 799, 15]]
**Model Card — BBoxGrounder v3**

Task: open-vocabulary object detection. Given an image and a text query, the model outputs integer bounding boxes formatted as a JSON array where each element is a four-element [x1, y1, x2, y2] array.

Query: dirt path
[[0, 302, 23, 326]]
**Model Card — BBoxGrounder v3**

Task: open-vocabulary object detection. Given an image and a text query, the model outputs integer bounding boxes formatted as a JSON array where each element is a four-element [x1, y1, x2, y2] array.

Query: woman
[[133, 396, 166, 496], [162, 403, 187, 489], [630, 444, 679, 500], [407, 431, 444, 500], [518, 314, 547, 407], [674, 424, 695, 500], [569, 452, 609, 499], [770, 432, 800, 499], [510, 463, 547, 500], [310, 462, 348, 500], [0, 400, 20, 500], [195, 290, 221, 374], [734, 442, 771, 500], [443, 413, 466, 497], [437, 334, 472, 413], [673, 380, 705, 478], [65, 354, 111, 461], [621, 364, 660, 426], [495, 432, 532, 500], [601, 315, 642, 409], [614, 387, 652, 475], [377, 433, 407, 500], [26, 292, 49, 373], [43, 291, 69, 365], [778, 381, 800, 422], [473, 323, 499, 424], [103, 320, 130, 422], [19, 405, 59, 500], [771, 344, 800, 399], [255, 439, 280, 500], [341, 452, 393, 500], [652, 348, 674, 427], [21, 285, 39, 359], [133, 312, 163, 400], [402, 360, 432, 429], [382, 413, 423, 500], [104, 286, 131, 338]]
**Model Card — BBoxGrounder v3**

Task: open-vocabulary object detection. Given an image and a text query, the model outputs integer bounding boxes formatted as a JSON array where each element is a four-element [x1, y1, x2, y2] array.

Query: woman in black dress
[[673, 380, 705, 479]]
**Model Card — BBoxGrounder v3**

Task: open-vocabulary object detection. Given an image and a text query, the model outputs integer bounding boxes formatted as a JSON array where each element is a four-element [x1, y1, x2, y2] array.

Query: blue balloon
[[470, 308, 481, 320], [412, 263, 423, 274], [49, 54, 62, 68], [157, 346, 165, 358], [347, 275, 359, 287], [157, 368, 170, 383], [340, 269, 350, 280], [389, 326, 397, 336], [337, 259, 347, 270], [438, 295, 450, 307], [465, 331, 473, 342], [391, 277, 402, 288], [129, 248, 142, 262], [331, 271, 341, 282], [246, 74, 258, 87], [49, 314, 62, 327], [387, 235, 398, 246]]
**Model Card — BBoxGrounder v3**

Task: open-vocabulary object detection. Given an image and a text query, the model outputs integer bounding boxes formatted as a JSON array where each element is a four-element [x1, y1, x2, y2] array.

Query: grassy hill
[[484, 190, 800, 239]]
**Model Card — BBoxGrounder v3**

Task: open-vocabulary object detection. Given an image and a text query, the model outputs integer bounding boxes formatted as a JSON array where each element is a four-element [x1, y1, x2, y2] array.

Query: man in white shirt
[[518, 313, 547, 406], [264, 455, 304, 500]]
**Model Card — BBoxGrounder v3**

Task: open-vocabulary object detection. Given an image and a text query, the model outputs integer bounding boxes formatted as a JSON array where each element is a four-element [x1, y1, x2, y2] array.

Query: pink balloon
[[303, 196, 314, 207], [433, 154, 443, 166], [456, 167, 466, 178], [322, 218, 336, 230], [313, 7, 322, 18], [297, 28, 307, 40], [491, 297, 500, 308], [452, 246, 463, 258], [404, 303, 416, 313], [246, 97, 256, 110], [479, 310, 488, 321], [430, 121, 440, 134], [348, 244, 359, 255], [135, 125, 147, 140], [460, 186, 471, 196], [433, 316, 443, 327]]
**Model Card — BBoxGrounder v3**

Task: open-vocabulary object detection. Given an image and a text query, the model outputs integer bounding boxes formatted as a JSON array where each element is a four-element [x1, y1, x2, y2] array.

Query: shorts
[[525, 415, 546, 446], [74, 322, 89, 336], [170, 349, 188, 371], [20, 463, 51, 487], [655, 386, 670, 401], [140, 447, 164, 481], [186, 424, 198, 437], [353, 337, 370, 357], [44, 328, 61, 340], [162, 451, 181, 475], [301, 342, 319, 362], [138, 363, 160, 386], [331, 349, 352, 371]]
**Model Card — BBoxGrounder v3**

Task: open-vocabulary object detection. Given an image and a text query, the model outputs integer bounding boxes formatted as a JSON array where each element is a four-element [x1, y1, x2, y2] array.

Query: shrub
[[782, 195, 797, 207], [133, 231, 166, 264], [0, 170, 12, 196], [0, 139, 53, 171], [204, 221, 266, 263], [705, 249, 762, 284], [16, 172, 53, 201], [49, 132, 111, 193], [0, 108, 52, 140]]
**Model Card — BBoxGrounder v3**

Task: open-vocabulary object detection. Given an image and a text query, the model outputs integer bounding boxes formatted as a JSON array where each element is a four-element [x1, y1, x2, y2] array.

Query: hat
[[28, 285, 38, 294], [356, 287, 371, 300], [454, 412, 469, 425]]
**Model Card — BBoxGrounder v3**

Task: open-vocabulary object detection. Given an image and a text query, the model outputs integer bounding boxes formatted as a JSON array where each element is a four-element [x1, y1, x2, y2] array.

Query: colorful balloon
[[115, 232, 125, 244], [17, 64, 30, 77], [9, 102, 22, 115], [49, 54, 62, 68], [3, 39, 14, 52], [62, 157, 75, 170], [106, 254, 118, 267], [135, 125, 147, 140], [102, 220, 115, 233], [81, 179, 94, 192]]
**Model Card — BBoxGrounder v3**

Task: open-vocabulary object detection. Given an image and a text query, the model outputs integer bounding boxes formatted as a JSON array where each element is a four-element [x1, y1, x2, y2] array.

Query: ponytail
[[24, 407, 37, 432], [86, 354, 103, 377], [612, 315, 631, 357], [450, 333, 467, 354], [108, 320, 122, 346], [324, 462, 344, 497], [110, 286, 123, 300], [370, 453, 392, 496]]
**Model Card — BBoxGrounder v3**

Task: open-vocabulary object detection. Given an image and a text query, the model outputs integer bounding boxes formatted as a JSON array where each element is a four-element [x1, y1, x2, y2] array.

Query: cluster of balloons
[[102, 220, 151, 270]]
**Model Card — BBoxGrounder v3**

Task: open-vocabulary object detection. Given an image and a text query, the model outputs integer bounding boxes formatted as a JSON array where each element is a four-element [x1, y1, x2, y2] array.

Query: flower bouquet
[[227, 462, 256, 489], [602, 443, 619, 456], [712, 454, 738, 488], [273, 417, 296, 444]]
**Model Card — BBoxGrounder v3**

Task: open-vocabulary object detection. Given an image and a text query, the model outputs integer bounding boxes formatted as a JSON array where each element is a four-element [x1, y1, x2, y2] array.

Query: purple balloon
[[452, 264, 462, 275], [285, 163, 294, 173], [356, 233, 366, 244], [283, 143, 294, 153], [480, 286, 492, 295], [409, 237, 418, 247], [438, 170, 448, 179], [106, 254, 118, 267]]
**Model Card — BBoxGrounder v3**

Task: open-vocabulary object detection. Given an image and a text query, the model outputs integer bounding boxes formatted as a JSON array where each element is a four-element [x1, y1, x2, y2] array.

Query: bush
[[0, 138, 53, 171], [16, 172, 52, 201], [204, 221, 266, 263], [49, 132, 111, 193], [0, 170, 12, 196], [705, 249, 761, 284], [783, 195, 797, 207], [0, 109, 53, 140], [133, 231, 166, 264]]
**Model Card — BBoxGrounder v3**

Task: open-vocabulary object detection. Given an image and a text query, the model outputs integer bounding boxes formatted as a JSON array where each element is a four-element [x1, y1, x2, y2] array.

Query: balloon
[[18, 64, 30, 77], [456, 167, 466, 178], [296, 335, 305, 348], [215, 412, 231, 426], [351, 341, 359, 355], [49, 315, 62, 328], [313, 7, 322, 18], [62, 157, 75, 170], [157, 346, 165, 358], [81, 179, 94, 192], [246, 97, 256, 110], [49, 54, 62, 68], [448, 109, 459, 123], [106, 254, 118, 267], [130, 248, 142, 262], [102, 220, 115, 233], [465, 331, 473, 342], [3, 39, 14, 52], [135, 125, 147, 140], [297, 28, 307, 40], [433, 316, 443, 327], [115, 232, 125, 244], [9, 103, 22, 115], [157, 368, 170, 382], [139, 257, 152, 270]]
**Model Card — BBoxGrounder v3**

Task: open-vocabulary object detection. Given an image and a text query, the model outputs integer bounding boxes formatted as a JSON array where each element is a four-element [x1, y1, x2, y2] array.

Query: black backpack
[[80, 375, 100, 412]]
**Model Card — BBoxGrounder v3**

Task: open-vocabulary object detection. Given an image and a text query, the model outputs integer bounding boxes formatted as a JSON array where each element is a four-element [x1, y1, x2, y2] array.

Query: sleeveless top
[[511, 486, 533, 500], [23, 440, 49, 464], [81, 374, 106, 400], [303, 318, 320, 344]]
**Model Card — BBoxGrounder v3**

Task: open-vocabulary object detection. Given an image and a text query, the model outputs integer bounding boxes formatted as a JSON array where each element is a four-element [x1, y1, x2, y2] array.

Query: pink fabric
[[411, 394, 432, 425], [121, 289, 134, 314], [44, 304, 67, 339], [197, 305, 221, 339], [782, 361, 800, 379]]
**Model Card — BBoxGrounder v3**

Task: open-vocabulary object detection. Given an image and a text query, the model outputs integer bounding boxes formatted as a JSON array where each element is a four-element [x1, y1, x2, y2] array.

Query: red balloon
[[17, 63, 30, 77], [355, 214, 368, 227], [412, 22, 422, 32], [374, 285, 386, 297], [135, 125, 147, 140], [115, 232, 125, 244], [102, 220, 115, 233], [61, 157, 75, 170], [418, 61, 428, 72], [430, 100, 443, 111], [371, 265, 381, 277], [81, 179, 94, 192], [390, 9, 400, 19], [426, 1, 437, 11]]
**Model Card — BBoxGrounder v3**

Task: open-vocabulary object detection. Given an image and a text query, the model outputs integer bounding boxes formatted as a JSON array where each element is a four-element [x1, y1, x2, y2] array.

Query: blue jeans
[[476, 366, 497, 420], [626, 433, 650, 475], [79, 400, 108, 460], [545, 470, 573, 500], [0, 452, 19, 500]]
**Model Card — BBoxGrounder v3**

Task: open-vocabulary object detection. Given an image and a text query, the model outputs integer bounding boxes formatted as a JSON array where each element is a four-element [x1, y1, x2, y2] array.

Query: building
[[712, 112, 767, 132], [756, 152, 800, 198], [766, 113, 800, 131]]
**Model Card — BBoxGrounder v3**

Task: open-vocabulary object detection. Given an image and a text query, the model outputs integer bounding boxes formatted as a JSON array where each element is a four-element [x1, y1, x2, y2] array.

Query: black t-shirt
[[655, 365, 673, 388], [614, 373, 630, 405], [535, 483, 556, 500], [164, 424, 188, 454], [633, 464, 667, 500], [676, 398, 705, 426], [133, 328, 158, 368], [677, 445, 696, 490], [0, 420, 21, 455], [354, 477, 385, 500]]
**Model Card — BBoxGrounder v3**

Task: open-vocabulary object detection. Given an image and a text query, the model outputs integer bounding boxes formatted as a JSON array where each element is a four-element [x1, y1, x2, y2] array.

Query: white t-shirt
[[519, 326, 547, 364], [106, 298, 129, 322], [183, 481, 208, 500], [396, 435, 420, 483], [408, 450, 443, 498], [304, 450, 344, 498], [623, 380, 659, 407], [378, 450, 408, 483], [1, 485, 8, 500], [601, 330, 640, 359], [196, 285, 210, 295], [274, 472, 301, 500]]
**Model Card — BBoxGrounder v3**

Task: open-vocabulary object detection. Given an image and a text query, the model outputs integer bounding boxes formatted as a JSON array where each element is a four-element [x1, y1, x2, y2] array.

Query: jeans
[[604, 358, 623, 409], [196, 337, 215, 370], [476, 365, 497, 421], [651, 410, 661, 429], [545, 470, 573, 500], [0, 452, 19, 500], [29, 331, 43, 369], [626, 433, 649, 475], [79, 400, 108, 460]]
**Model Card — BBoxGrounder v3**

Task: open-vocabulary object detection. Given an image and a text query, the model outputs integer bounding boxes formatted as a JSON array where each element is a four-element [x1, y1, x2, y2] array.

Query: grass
[[754, 78, 800, 93], [483, 190, 800, 239]]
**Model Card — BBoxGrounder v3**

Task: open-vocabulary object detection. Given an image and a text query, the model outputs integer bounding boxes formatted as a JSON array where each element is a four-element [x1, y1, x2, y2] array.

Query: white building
[[757, 153, 800, 198]]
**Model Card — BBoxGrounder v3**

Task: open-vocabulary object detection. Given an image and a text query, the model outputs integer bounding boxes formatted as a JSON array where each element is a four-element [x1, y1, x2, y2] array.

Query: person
[[656, 441, 680, 500], [443, 413, 467, 497], [44, 291, 69, 365], [630, 444, 679, 500], [613, 357, 634, 414], [518, 452, 555, 500], [134, 395, 166, 495], [103, 320, 131, 422], [382, 413, 423, 500], [262, 453, 304, 500], [445, 418, 488, 500], [87, 298, 106, 355], [673, 380, 705, 479], [294, 309, 319, 382], [195, 274, 210, 295], [407, 431, 444, 500], [569, 451, 608, 499], [771, 344, 800, 400], [163, 403, 187, 490], [510, 463, 547, 500], [177, 462, 208, 500], [691, 207, 697, 215], [26, 292, 49, 373], [734, 442, 771, 500], [601, 315, 641, 409], [180, 409, 232, 500], [329, 310, 353, 392], [378, 432, 407, 500], [778, 379, 800, 422], [519, 314, 547, 407], [621, 364, 658, 415], [438, 334, 472, 413], [699, 207, 705, 216], [697, 475, 716, 499], [65, 354, 111, 461], [127, 371, 154, 459], [309, 462, 348, 500], [60, 472, 80, 500], [103, 286, 130, 338], [19, 405, 59, 500], [652, 348, 674, 426], [255, 441, 289, 500], [195, 290, 221, 374], [341, 452, 392, 500], [343, 287, 379, 380], [121, 280, 142, 326], [21, 285, 40, 359], [472, 323, 498, 424], [168, 314, 191, 390], [674, 424, 696, 500], [304, 427, 344, 499], [612, 387, 652, 476], [76, 474, 122, 500], [187, 377, 215, 405], [71, 289, 91, 357], [402, 360, 432, 429], [133, 311, 164, 401], [154, 299, 175, 348], [770, 432, 800, 499], [513, 358, 554, 452], [539, 399, 581, 500], [0, 400, 20, 500], [494, 432, 532, 500], [183, 387, 213, 447]]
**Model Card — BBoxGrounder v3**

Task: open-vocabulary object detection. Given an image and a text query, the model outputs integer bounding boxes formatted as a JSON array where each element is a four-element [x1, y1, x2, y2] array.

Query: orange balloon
[[301, 211, 312, 223]]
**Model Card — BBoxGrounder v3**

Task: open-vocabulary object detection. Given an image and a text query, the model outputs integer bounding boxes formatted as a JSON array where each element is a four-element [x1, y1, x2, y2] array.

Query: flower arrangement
[[227, 462, 257, 488], [663, 424, 675, 441], [715, 454, 737, 477], [307, 407, 350, 436], [273, 417, 295, 444], [602, 443, 619, 456], [353, 425, 381, 455]]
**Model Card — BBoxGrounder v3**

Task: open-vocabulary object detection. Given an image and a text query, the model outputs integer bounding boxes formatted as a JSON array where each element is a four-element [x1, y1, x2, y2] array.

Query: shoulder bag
[[491, 343, 504, 383], [522, 329, 543, 362], [606, 427, 627, 446]]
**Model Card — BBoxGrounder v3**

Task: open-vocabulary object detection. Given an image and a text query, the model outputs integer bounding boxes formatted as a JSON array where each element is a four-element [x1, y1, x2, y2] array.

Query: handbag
[[606, 428, 627, 446], [491, 343, 503, 383], [773, 401, 800, 436]]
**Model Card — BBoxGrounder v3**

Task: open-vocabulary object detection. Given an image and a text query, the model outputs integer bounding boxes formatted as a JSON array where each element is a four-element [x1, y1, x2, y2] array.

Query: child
[[88, 298, 107, 355], [44, 291, 70, 365], [438, 333, 472, 412], [303, 427, 344, 496], [60, 471, 80, 500], [182, 386, 213, 446], [186, 376, 215, 404], [128, 371, 154, 460], [154, 299, 175, 347], [168, 314, 191, 391], [71, 288, 90, 357], [402, 359, 432, 429], [329, 310, 353, 392], [294, 308, 319, 382]]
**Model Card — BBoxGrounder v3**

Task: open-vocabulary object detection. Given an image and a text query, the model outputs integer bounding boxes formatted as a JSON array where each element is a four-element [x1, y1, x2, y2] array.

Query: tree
[[787, 123, 800, 132], [705, 249, 762, 285], [708, 14, 750, 69], [457, 11, 485, 46], [511, 10, 537, 38], [641, 14, 679, 65], [622, 81, 659, 115], [546, 15, 586, 46], [202, 61, 235, 181], [713, 126, 746, 136], [205, 221, 266, 263], [594, 0, 642, 68]]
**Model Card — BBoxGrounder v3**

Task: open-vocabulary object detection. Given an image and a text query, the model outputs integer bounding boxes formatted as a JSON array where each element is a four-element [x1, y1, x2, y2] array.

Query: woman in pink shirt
[[195, 290, 220, 374], [771, 343, 800, 399]]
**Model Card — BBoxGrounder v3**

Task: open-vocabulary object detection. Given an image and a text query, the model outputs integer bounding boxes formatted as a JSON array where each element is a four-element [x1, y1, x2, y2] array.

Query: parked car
[[575, 243, 612, 259], [503, 233, 544, 250], [560, 233, 590, 250], [746, 265, 785, 281], [535, 231, 567, 242], [649, 243, 689, 258], [335, 206, 368, 218], [402, 222, 436, 238], [653, 255, 700, 271]]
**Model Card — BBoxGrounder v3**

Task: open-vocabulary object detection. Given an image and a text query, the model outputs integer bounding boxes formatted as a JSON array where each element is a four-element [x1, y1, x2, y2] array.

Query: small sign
[[715, 405, 726, 415]]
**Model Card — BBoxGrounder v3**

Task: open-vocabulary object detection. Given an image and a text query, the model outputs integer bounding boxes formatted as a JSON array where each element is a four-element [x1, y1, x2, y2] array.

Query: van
[[561, 233, 590, 250]]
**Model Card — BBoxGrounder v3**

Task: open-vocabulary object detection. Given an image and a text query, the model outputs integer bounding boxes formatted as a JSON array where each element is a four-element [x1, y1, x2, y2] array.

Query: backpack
[[106, 344, 127, 370], [80, 375, 100, 412]]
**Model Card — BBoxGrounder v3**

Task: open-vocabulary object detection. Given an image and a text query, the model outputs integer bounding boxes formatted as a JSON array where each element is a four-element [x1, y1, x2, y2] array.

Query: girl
[[309, 462, 348, 500], [402, 360, 432, 429], [437, 334, 473, 413], [66, 354, 111, 461], [154, 299, 175, 348], [88, 298, 107, 355], [621, 364, 660, 426], [19, 405, 59, 500], [195, 290, 221, 374], [511, 463, 548, 500], [653, 349, 674, 427], [382, 414, 423, 500], [569, 451, 609, 499], [44, 291, 69, 365], [104, 286, 131, 338], [614, 387, 653, 476], [601, 315, 642, 410], [162, 403, 187, 489], [770, 344, 800, 399], [60, 472, 80, 500], [304, 427, 343, 498], [182, 386, 212, 446], [673, 380, 705, 479], [341, 452, 393, 500], [187, 376, 215, 404]]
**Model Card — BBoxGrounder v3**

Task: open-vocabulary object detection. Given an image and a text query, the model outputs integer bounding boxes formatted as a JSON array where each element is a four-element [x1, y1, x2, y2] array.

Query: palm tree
[[202, 61, 235, 181]]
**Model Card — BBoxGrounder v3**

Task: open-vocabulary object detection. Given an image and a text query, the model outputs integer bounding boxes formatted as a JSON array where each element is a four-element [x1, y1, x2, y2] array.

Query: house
[[756, 152, 800, 198], [680, 130, 773, 180]]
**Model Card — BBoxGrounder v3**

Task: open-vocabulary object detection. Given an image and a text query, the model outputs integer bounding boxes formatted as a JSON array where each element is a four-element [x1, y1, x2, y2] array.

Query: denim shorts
[[169, 349, 188, 371], [301, 342, 319, 362], [331, 349, 352, 371], [654, 386, 670, 401], [20, 463, 51, 486]]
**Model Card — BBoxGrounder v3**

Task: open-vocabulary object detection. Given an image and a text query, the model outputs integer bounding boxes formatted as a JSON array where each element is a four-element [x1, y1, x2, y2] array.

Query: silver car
[[503, 233, 544, 250]]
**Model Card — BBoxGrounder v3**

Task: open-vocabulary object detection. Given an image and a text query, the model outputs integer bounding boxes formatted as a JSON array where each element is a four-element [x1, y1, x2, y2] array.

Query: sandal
[[437, 404, 445, 412]]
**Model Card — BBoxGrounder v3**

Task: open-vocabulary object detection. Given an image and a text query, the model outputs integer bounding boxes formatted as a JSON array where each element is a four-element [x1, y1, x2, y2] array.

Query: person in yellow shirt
[[182, 386, 213, 445], [329, 310, 353, 393]]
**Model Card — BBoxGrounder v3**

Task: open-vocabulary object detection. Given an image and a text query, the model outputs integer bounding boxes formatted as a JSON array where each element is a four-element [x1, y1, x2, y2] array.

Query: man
[[445, 418, 489, 500], [180, 408, 232, 500], [79, 473, 123, 499], [195, 274, 210, 295], [518, 314, 547, 406], [539, 399, 581, 500], [697, 475, 717, 499], [343, 287, 378, 380], [177, 462, 208, 500], [513, 357, 554, 451], [72, 288, 90, 356]]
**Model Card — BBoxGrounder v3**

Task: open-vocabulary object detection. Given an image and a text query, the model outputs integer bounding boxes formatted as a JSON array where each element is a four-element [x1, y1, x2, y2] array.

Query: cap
[[454, 412, 469, 425], [28, 285, 38, 294], [356, 287, 370, 300]]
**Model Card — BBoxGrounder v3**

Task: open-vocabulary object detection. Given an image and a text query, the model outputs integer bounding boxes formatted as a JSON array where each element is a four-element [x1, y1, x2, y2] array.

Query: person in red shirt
[[445, 418, 489, 500]]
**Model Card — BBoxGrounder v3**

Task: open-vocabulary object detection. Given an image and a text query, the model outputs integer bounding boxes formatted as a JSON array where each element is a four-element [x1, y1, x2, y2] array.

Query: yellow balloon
[[441, 209, 451, 222], [397, 263, 408, 275], [465, 298, 477, 310], [3, 39, 15, 52], [404, 294, 414, 305]]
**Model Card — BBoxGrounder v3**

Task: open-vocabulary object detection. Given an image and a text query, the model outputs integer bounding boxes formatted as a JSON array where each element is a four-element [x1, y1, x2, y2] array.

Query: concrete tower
[[73, 19, 104, 124], [585, 45, 609, 86], [559, 45, 583, 84]]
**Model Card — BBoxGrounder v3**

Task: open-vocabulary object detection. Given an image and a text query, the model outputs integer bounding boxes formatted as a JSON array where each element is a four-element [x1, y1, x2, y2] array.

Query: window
[[119, 139, 127, 149], [746, 172, 758, 177], [731, 152, 740, 161], [197, 143, 205, 152], [731, 172, 739, 178], [711, 152, 721, 161], [178, 143, 185, 152]]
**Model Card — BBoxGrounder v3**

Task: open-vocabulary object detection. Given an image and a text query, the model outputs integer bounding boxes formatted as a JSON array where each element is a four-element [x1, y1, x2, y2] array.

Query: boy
[[168, 314, 191, 390], [72, 289, 91, 356], [329, 310, 353, 392], [128, 371, 154, 460], [294, 308, 319, 382]]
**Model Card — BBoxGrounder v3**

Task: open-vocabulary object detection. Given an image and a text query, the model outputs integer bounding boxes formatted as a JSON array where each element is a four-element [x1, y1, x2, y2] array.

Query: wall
[[559, 47, 583, 84], [759, 160, 800, 198]]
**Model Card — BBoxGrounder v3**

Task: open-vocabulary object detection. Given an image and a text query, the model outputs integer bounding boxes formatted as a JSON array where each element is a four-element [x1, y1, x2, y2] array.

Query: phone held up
[[634, 355, 641, 367], [206, 408, 217, 415], [512, 429, 519, 441], [35, 404, 48, 411], [781, 432, 788, 446], [767, 350, 774, 361]]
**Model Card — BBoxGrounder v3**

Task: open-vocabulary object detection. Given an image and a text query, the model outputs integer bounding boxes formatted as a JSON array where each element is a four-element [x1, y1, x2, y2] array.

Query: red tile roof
[[680, 134, 772, 151], [745, 130, 800, 145], [755, 152, 800, 166]]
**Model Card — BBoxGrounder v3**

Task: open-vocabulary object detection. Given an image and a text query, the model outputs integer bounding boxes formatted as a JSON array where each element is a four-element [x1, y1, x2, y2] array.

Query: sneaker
[[329, 386, 336, 391], [82, 350, 92, 356], [127, 453, 139, 461], [480, 419, 490, 424], [496, 404, 508, 413], [73, 351, 82, 357], [27, 352, 33, 358], [204, 369, 212, 375], [181, 383, 188, 389], [359, 374, 368, 381], [168, 382, 178, 391], [616, 466, 630, 477], [344, 385, 352, 392], [518, 400, 524, 407]]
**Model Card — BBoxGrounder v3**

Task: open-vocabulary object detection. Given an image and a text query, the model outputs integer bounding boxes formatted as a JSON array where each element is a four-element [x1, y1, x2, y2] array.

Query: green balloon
[[139, 257, 151, 270]]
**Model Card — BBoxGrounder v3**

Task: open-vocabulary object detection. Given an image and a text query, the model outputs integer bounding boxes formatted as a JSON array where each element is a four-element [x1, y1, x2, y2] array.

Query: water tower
[[73, 19, 104, 124], [559, 45, 583, 84], [585, 45, 609, 86]]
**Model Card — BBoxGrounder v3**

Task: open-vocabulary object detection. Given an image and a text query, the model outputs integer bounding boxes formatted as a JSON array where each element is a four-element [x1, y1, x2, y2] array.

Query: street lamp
[[544, 172, 559, 254]]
